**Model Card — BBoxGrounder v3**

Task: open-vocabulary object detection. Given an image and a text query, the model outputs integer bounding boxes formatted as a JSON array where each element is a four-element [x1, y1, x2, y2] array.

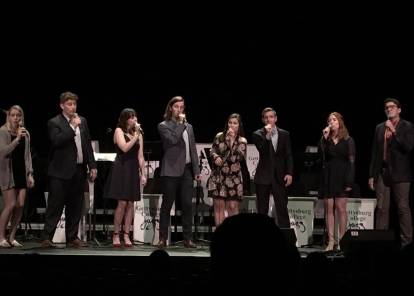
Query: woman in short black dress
[[105, 108, 146, 247], [320, 112, 355, 251]]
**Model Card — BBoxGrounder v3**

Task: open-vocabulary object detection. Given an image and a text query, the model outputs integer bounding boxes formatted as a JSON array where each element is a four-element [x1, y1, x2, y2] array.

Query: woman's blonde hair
[[5, 105, 25, 132]]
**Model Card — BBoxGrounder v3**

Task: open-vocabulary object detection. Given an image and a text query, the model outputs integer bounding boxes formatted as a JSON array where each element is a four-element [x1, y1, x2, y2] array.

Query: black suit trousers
[[43, 165, 87, 242], [159, 165, 194, 242], [255, 182, 290, 228]]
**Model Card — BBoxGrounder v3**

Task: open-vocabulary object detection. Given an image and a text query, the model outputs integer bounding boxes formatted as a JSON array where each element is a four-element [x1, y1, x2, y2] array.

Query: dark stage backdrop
[[2, 8, 414, 199]]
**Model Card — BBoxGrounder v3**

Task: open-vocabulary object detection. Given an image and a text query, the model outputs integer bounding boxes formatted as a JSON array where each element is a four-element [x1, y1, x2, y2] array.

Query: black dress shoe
[[183, 240, 197, 248], [158, 239, 167, 248]]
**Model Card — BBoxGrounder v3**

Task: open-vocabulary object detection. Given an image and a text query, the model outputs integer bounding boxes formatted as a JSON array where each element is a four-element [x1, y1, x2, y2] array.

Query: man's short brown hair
[[60, 91, 79, 103], [261, 107, 277, 119]]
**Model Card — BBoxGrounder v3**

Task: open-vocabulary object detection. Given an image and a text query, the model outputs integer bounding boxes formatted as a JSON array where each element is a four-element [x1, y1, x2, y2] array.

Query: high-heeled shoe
[[112, 232, 121, 248], [0, 239, 11, 248], [10, 239, 23, 247], [324, 241, 335, 252], [123, 232, 133, 248]]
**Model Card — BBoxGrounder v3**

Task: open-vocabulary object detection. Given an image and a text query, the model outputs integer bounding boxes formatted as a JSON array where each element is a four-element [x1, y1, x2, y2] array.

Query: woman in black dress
[[320, 112, 355, 251], [0, 105, 34, 248], [105, 108, 146, 247]]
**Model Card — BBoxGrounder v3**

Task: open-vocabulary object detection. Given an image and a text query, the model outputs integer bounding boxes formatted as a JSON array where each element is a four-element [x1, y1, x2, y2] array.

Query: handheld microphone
[[70, 112, 80, 121], [136, 123, 144, 135], [18, 121, 27, 138], [322, 124, 331, 138], [385, 114, 394, 132], [179, 113, 187, 124]]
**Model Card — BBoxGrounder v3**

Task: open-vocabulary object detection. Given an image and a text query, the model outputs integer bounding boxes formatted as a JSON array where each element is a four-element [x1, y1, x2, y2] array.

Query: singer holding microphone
[[252, 107, 293, 228], [104, 108, 146, 247], [0, 105, 34, 248], [208, 113, 247, 226], [157, 96, 201, 248], [319, 112, 355, 251], [368, 98, 414, 248], [41, 92, 97, 248]]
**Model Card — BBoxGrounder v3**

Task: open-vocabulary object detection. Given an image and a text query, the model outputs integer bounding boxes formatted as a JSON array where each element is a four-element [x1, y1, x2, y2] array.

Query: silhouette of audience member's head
[[149, 249, 171, 279], [144, 249, 176, 293], [210, 213, 301, 292]]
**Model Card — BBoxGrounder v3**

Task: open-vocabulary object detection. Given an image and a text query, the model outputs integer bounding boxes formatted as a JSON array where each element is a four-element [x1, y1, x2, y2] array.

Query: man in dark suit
[[157, 96, 201, 248], [369, 98, 414, 247], [41, 92, 97, 248], [252, 107, 293, 228]]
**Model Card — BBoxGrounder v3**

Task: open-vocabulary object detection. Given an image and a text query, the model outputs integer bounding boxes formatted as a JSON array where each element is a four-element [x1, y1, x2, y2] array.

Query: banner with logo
[[133, 194, 169, 245]]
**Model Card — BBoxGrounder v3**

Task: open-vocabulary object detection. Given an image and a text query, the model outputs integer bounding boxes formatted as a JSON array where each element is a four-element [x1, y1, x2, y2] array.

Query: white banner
[[316, 198, 377, 242], [345, 198, 377, 230], [133, 194, 168, 245], [240, 195, 317, 247], [44, 192, 86, 243], [287, 197, 317, 247]]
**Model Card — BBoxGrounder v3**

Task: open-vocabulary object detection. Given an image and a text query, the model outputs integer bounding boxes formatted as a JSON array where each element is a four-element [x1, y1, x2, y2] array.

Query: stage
[[0, 238, 340, 258]]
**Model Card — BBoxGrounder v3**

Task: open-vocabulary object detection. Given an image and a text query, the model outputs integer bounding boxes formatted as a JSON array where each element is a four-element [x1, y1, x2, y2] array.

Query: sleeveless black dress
[[105, 134, 141, 201]]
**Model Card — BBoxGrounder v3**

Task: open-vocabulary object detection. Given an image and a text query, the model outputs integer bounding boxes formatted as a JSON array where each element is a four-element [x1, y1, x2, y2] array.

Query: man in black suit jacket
[[41, 92, 97, 248], [252, 107, 293, 228], [369, 98, 414, 247]]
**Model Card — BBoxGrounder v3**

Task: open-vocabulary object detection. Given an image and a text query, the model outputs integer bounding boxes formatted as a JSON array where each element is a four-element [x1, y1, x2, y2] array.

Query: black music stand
[[193, 149, 212, 245], [142, 141, 163, 195], [91, 157, 116, 246], [143, 141, 162, 178]]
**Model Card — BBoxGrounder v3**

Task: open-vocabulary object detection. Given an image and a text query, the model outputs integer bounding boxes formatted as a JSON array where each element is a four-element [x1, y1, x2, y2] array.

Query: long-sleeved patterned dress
[[207, 132, 247, 200]]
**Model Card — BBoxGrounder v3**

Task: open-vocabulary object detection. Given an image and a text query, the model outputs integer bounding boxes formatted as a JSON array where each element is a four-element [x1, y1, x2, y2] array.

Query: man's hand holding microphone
[[70, 113, 81, 129], [264, 124, 273, 139]]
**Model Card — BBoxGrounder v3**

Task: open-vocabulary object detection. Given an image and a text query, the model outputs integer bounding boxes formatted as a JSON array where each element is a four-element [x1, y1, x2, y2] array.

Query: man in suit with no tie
[[41, 91, 97, 248], [369, 97, 414, 248], [157, 96, 201, 248], [252, 107, 293, 228]]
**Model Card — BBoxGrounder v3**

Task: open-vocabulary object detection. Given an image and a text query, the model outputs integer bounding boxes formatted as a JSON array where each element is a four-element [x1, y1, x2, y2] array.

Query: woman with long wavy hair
[[0, 105, 34, 248]]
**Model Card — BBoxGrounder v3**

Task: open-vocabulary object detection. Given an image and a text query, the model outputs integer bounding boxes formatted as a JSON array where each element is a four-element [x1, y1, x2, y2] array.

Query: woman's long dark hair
[[117, 108, 137, 133]]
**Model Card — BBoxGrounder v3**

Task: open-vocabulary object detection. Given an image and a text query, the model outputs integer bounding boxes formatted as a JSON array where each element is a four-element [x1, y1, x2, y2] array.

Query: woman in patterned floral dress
[[208, 113, 247, 226]]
